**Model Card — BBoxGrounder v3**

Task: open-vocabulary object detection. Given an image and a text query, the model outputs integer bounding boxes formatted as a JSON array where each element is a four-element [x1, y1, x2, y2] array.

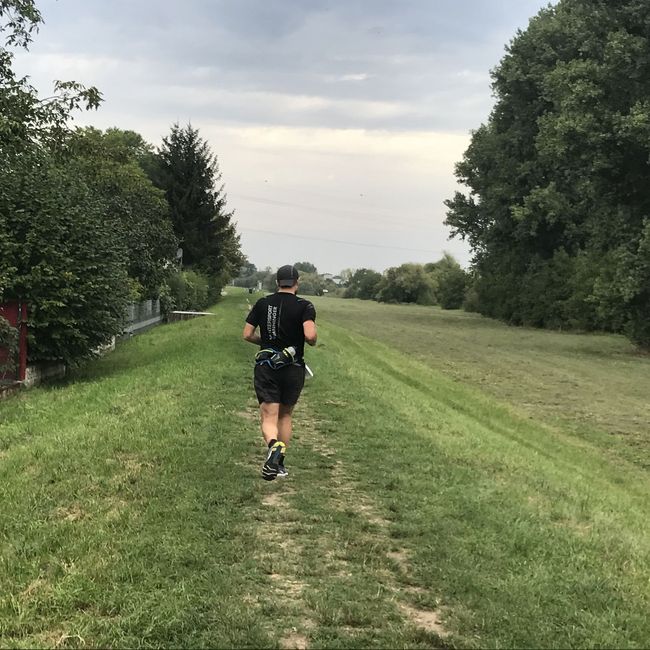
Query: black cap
[[277, 264, 299, 287]]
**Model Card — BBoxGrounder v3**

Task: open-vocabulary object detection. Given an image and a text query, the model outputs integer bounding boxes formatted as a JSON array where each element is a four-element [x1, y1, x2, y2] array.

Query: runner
[[242, 265, 317, 481]]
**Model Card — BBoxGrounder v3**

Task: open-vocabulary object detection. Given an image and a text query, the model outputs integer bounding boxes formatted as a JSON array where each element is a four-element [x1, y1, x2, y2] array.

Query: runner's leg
[[260, 402, 280, 444], [277, 404, 294, 446], [260, 402, 285, 480]]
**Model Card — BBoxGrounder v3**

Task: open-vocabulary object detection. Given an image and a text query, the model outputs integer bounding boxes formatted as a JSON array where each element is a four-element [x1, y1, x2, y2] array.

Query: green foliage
[[424, 253, 469, 310], [0, 314, 17, 376], [343, 268, 383, 300], [232, 262, 260, 289], [1, 3, 101, 150], [3, 147, 130, 362], [294, 261, 317, 274], [376, 264, 437, 305], [437, 268, 468, 310], [445, 0, 650, 347], [462, 282, 481, 312], [338, 268, 354, 286], [296, 272, 325, 296], [167, 269, 210, 312], [151, 123, 244, 284], [69, 127, 178, 299], [0, 212, 14, 298], [1, 1, 131, 364], [127, 278, 144, 303]]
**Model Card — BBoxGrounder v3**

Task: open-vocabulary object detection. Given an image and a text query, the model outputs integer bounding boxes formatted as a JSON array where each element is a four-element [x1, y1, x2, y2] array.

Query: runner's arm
[[243, 323, 261, 345], [303, 320, 317, 346]]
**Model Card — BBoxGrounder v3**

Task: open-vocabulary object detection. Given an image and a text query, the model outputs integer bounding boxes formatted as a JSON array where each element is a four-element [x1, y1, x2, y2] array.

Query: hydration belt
[[255, 347, 299, 370]]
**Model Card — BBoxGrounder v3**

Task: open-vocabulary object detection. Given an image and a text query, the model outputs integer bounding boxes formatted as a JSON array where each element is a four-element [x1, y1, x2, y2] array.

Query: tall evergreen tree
[[152, 123, 244, 280]]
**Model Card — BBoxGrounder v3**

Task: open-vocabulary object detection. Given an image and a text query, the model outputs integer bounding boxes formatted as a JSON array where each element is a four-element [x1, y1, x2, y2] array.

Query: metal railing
[[123, 299, 162, 336]]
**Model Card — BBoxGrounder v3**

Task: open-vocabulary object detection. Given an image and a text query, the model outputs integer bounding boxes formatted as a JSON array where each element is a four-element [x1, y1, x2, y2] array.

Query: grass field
[[0, 289, 648, 648]]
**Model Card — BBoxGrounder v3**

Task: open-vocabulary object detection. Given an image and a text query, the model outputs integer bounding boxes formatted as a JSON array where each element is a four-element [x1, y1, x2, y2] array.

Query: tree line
[[343, 255, 469, 308], [234, 261, 337, 296], [234, 255, 470, 309], [446, 0, 650, 348], [0, 1, 243, 365]]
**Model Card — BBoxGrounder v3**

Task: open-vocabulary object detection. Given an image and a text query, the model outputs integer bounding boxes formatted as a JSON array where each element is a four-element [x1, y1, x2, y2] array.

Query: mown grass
[[302, 321, 649, 648], [314, 296, 650, 469], [0, 289, 648, 648]]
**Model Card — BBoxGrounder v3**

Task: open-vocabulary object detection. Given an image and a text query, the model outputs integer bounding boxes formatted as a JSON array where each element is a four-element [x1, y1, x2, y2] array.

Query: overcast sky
[[15, 0, 552, 274]]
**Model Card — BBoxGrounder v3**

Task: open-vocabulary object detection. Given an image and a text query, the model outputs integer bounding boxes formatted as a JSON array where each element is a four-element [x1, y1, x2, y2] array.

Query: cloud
[[14, 0, 553, 271], [24, 0, 550, 133], [336, 73, 373, 82]]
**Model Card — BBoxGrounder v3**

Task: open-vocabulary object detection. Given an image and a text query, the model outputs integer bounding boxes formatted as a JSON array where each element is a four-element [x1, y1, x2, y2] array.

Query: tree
[[338, 268, 354, 286], [425, 254, 469, 310], [296, 272, 325, 296], [294, 261, 317, 274], [344, 268, 382, 300], [233, 262, 260, 288], [69, 127, 178, 299], [376, 264, 437, 305], [3, 153, 131, 362], [445, 0, 650, 346], [1, 0, 131, 363], [0, 2, 101, 149], [152, 123, 244, 283]]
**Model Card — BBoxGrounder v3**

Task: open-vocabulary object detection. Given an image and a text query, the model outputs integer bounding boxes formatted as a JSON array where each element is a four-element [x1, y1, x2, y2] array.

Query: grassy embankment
[[0, 288, 648, 648]]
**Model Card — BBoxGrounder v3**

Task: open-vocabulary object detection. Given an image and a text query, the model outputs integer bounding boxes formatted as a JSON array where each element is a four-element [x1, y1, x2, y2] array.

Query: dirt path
[[245, 402, 451, 648]]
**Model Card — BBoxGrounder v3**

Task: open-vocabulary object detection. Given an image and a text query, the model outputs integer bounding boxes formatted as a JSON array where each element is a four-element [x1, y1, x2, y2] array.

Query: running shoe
[[277, 461, 288, 478], [262, 441, 286, 481]]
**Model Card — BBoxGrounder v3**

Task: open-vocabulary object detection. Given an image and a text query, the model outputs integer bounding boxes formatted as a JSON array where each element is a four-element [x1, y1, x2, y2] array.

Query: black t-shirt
[[246, 292, 316, 362]]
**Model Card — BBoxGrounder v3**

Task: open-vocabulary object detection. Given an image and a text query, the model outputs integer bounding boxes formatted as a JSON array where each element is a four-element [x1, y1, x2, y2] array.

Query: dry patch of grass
[[54, 503, 87, 522], [279, 630, 309, 649], [399, 602, 449, 639]]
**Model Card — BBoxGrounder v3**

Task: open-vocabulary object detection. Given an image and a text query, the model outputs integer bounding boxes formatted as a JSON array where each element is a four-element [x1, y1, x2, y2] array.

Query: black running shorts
[[254, 364, 305, 406]]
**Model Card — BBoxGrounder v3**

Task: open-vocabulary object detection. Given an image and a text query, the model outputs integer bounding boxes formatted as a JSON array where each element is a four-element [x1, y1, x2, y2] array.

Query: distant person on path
[[243, 265, 317, 480]]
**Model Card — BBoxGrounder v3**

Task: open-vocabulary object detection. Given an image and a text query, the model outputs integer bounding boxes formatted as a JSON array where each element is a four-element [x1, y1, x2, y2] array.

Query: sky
[[14, 0, 552, 274]]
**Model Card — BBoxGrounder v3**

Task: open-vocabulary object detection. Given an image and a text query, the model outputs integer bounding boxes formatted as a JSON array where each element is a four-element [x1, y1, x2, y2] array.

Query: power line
[[231, 193, 433, 229], [239, 227, 444, 255]]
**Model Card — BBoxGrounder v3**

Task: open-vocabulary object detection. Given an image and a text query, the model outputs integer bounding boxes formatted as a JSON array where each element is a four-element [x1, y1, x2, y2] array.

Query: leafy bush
[[3, 150, 131, 363], [1, 1, 129, 364], [207, 271, 228, 305], [462, 283, 481, 313], [158, 282, 175, 318], [167, 270, 211, 311], [296, 272, 325, 296], [426, 254, 468, 310], [376, 264, 437, 305], [344, 269, 383, 300]]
